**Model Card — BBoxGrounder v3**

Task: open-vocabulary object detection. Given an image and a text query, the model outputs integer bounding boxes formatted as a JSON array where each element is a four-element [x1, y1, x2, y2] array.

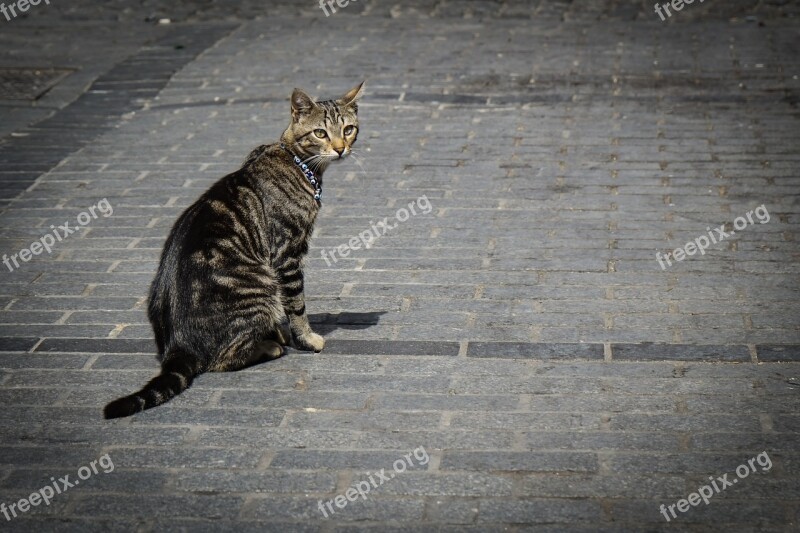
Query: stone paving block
[[87, 354, 160, 370], [71, 494, 246, 520], [610, 499, 788, 526], [451, 412, 604, 431], [0, 388, 63, 406], [269, 450, 430, 471], [323, 340, 460, 356], [34, 425, 191, 446], [525, 363, 677, 378], [382, 357, 532, 377], [757, 345, 800, 362], [126, 407, 286, 427], [357, 472, 514, 497], [158, 521, 322, 533], [0, 337, 39, 352], [190, 371, 303, 391], [467, 342, 604, 360], [0, 311, 63, 324], [477, 499, 604, 524], [0, 519, 140, 533], [109, 448, 262, 469], [776, 454, 800, 476], [684, 395, 797, 414], [518, 473, 686, 499], [524, 394, 676, 413], [216, 390, 369, 410], [353, 429, 516, 451], [0, 496, 71, 522], [0, 325, 115, 338], [0, 445, 105, 468], [604, 377, 758, 396], [268, 353, 385, 375], [67, 386, 214, 408], [286, 411, 442, 431], [5, 369, 155, 389], [371, 393, 521, 411], [304, 374, 450, 393], [0, 406, 108, 426], [34, 338, 154, 354], [523, 432, 684, 452], [246, 497, 424, 523], [198, 428, 357, 449], [440, 452, 598, 473], [174, 470, 337, 494], [424, 498, 480, 524], [689, 432, 800, 452], [0, 353, 88, 369], [449, 375, 607, 395], [2, 467, 169, 493], [609, 414, 762, 433], [607, 453, 769, 475]]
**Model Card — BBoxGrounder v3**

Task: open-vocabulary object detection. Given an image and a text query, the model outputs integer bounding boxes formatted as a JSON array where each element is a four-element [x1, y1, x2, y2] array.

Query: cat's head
[[281, 82, 364, 165]]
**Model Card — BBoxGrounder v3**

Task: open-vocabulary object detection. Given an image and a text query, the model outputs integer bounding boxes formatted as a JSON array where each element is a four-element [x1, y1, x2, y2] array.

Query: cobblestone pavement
[[0, 1, 798, 531]]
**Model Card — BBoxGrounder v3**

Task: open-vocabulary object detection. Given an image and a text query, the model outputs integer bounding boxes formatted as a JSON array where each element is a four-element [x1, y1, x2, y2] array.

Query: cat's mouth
[[324, 151, 347, 161]]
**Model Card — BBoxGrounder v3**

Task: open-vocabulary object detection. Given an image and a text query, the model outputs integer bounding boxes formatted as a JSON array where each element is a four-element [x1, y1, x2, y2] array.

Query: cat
[[103, 82, 364, 419]]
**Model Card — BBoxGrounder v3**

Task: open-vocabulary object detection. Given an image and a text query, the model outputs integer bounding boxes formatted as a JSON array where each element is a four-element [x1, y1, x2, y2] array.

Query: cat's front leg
[[291, 319, 324, 352], [288, 305, 324, 353], [280, 268, 324, 352]]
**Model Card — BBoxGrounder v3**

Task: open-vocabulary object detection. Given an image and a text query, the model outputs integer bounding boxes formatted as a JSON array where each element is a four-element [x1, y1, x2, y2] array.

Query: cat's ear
[[291, 88, 316, 117], [338, 81, 365, 107]]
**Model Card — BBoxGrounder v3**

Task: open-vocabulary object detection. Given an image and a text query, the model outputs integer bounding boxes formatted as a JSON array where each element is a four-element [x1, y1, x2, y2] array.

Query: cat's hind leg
[[209, 285, 288, 371], [209, 334, 282, 372], [253, 339, 284, 360]]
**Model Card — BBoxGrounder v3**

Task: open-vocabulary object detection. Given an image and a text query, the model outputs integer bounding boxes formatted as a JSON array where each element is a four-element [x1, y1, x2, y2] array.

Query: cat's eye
[[343, 125, 355, 136], [314, 129, 328, 139]]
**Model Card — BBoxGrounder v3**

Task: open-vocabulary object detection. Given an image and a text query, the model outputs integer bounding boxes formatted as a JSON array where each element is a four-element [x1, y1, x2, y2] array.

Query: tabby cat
[[104, 82, 364, 419]]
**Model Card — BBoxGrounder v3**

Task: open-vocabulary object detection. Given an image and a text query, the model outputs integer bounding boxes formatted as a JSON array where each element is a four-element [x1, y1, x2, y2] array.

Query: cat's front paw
[[294, 332, 325, 353]]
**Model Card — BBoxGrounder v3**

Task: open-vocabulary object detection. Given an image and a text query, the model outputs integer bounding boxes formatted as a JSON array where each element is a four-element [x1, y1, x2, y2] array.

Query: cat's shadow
[[308, 311, 387, 336]]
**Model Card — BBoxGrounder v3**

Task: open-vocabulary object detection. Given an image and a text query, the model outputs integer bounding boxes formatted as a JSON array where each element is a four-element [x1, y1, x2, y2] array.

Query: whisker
[[312, 155, 330, 170], [348, 152, 368, 175], [301, 154, 329, 174]]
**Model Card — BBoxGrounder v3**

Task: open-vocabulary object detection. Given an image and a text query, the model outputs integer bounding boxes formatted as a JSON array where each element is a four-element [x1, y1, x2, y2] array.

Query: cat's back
[[158, 143, 315, 270]]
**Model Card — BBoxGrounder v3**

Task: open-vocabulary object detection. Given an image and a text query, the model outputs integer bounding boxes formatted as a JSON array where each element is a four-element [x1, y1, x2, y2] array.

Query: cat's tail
[[103, 348, 200, 419]]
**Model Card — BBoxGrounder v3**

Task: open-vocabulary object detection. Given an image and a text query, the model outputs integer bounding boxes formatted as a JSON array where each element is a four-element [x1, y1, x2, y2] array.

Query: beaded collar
[[280, 143, 321, 204]]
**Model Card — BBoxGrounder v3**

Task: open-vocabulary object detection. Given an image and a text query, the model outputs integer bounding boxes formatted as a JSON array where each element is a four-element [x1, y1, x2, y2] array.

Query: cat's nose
[[334, 148, 345, 158]]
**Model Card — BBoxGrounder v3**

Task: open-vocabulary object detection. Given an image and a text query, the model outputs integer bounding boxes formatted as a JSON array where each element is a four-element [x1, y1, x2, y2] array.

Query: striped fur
[[103, 82, 364, 419]]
